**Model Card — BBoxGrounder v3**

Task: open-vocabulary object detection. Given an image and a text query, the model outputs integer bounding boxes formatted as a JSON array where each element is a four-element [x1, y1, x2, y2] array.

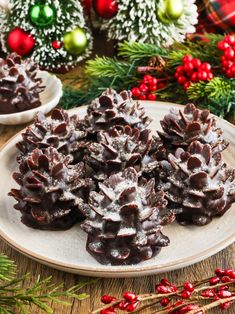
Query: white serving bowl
[[0, 71, 63, 125]]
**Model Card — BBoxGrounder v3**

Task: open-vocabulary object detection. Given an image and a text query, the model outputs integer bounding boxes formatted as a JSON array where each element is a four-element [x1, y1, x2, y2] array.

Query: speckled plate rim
[[0, 101, 234, 278]]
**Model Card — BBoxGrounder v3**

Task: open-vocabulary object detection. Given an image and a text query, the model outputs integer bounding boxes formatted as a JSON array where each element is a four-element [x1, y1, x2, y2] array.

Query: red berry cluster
[[131, 75, 165, 101], [218, 35, 235, 78], [175, 55, 214, 90], [98, 268, 235, 314], [100, 292, 139, 314]]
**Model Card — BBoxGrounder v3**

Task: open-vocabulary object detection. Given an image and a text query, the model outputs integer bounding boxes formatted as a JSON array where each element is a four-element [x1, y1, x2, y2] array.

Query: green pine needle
[[118, 41, 168, 61], [0, 254, 94, 313], [85, 56, 133, 78]]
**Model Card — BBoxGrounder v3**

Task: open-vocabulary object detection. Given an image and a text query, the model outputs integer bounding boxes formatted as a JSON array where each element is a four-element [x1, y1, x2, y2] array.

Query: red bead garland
[[218, 35, 235, 78], [175, 55, 214, 90]]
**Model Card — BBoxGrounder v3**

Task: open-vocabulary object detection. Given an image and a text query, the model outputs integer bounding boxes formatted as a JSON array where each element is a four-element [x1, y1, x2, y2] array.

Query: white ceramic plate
[[0, 71, 63, 125], [0, 102, 234, 278]]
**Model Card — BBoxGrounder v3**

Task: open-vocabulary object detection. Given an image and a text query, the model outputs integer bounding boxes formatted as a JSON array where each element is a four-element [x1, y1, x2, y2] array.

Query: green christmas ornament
[[63, 27, 88, 56], [29, 3, 56, 27], [158, 0, 184, 24]]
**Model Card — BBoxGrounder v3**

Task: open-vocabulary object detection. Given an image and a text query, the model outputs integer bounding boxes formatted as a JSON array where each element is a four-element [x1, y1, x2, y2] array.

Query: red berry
[[156, 285, 173, 294], [229, 64, 235, 75], [177, 75, 187, 85], [101, 295, 116, 304], [101, 307, 116, 314], [224, 47, 235, 60], [217, 41, 230, 51], [123, 292, 138, 302], [131, 87, 141, 98], [228, 270, 235, 279], [217, 290, 232, 298], [192, 58, 202, 68], [174, 72, 180, 79], [226, 68, 234, 78], [215, 268, 225, 276], [184, 62, 194, 72], [182, 55, 193, 63], [184, 82, 191, 90], [224, 268, 233, 276], [161, 279, 171, 286], [198, 71, 208, 81], [148, 77, 158, 86], [201, 289, 215, 298], [200, 62, 212, 72], [126, 301, 140, 312], [224, 35, 235, 45], [149, 84, 157, 92], [221, 276, 231, 283], [190, 72, 198, 82], [118, 301, 129, 310], [210, 276, 220, 285], [139, 94, 147, 100], [219, 285, 229, 291], [184, 282, 194, 292], [147, 93, 156, 101], [178, 304, 199, 314], [220, 301, 234, 310], [181, 290, 191, 299], [52, 40, 62, 49], [139, 83, 148, 93], [160, 298, 170, 306], [222, 59, 233, 68], [142, 75, 153, 84], [176, 65, 185, 74], [207, 72, 214, 80]]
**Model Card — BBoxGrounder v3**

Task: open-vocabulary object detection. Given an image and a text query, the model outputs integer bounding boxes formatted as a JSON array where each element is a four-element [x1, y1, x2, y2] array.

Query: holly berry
[[131, 75, 163, 100], [181, 290, 191, 299], [123, 292, 138, 302], [131, 87, 141, 98], [184, 282, 194, 292], [147, 93, 157, 100], [209, 276, 220, 285], [126, 301, 140, 312], [218, 35, 235, 78], [160, 298, 170, 306], [101, 295, 116, 304], [139, 83, 149, 93]]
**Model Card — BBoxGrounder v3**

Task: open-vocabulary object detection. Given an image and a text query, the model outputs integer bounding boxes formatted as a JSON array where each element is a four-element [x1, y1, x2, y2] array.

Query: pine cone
[[87, 125, 154, 180], [17, 109, 88, 164], [9, 147, 94, 230], [0, 53, 44, 114], [81, 167, 174, 265], [160, 141, 235, 226], [85, 88, 152, 134], [158, 103, 229, 154]]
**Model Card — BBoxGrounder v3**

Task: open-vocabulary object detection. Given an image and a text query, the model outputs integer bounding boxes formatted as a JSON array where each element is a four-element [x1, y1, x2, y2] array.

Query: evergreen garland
[[0, 0, 92, 72]]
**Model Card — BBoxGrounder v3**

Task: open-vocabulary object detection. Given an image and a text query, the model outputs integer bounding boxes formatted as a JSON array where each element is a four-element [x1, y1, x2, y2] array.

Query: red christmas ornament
[[7, 28, 35, 56], [52, 40, 62, 49], [93, 0, 118, 19]]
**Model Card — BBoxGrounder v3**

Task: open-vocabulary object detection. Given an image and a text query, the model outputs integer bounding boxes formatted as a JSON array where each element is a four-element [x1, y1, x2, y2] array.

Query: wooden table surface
[[0, 118, 234, 314]]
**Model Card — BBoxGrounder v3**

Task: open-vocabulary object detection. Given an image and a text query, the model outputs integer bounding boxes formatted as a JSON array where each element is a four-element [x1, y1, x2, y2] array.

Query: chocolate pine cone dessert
[[0, 53, 44, 114], [160, 141, 235, 226], [9, 147, 94, 230], [81, 167, 175, 265], [17, 109, 87, 164], [87, 125, 157, 180], [157, 103, 229, 155], [85, 88, 152, 134]]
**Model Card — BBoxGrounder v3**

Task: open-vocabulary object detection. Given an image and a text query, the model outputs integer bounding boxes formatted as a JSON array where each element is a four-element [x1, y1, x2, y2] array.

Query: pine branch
[[118, 41, 167, 61], [85, 56, 134, 78], [0, 254, 94, 313]]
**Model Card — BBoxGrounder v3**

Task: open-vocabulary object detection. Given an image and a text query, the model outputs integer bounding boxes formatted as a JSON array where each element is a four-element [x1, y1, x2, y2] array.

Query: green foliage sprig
[[59, 34, 235, 120], [0, 254, 92, 314]]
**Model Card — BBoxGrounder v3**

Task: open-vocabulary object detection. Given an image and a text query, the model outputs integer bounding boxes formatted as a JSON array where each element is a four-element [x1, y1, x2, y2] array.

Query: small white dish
[[0, 71, 63, 125]]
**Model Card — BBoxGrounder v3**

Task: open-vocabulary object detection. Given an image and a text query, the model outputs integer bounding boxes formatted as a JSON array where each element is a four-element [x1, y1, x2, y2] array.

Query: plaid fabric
[[196, 0, 235, 33]]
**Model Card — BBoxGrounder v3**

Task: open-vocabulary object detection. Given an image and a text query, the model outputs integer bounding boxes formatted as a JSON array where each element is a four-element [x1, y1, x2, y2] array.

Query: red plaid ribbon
[[196, 0, 235, 33]]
